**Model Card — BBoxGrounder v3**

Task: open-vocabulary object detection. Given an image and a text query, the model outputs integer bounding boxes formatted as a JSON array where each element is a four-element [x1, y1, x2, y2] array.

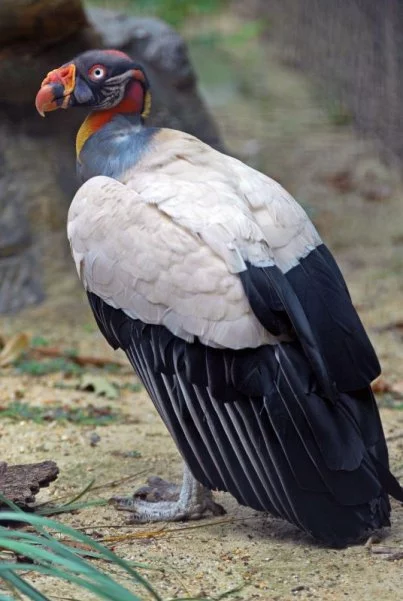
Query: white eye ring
[[89, 65, 106, 81]]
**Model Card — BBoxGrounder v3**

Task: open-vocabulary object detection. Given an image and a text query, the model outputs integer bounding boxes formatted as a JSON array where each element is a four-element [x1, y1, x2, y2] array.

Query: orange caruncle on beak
[[35, 63, 76, 117]]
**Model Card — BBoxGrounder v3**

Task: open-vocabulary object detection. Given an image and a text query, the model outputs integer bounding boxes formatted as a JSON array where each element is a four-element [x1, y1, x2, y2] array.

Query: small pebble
[[89, 432, 101, 446], [291, 585, 306, 593]]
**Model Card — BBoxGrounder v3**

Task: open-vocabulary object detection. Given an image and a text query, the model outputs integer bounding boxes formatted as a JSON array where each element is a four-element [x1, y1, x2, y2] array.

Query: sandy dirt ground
[[1, 16, 403, 601]]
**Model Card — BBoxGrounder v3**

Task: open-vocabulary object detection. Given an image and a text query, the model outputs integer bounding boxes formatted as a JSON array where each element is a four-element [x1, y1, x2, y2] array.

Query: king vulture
[[35, 50, 403, 547]]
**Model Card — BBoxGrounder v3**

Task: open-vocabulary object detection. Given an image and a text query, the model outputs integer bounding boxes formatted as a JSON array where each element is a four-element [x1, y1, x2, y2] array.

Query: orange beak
[[35, 63, 76, 117]]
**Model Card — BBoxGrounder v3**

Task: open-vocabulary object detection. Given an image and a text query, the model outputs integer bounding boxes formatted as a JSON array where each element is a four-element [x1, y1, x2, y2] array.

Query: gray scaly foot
[[110, 464, 226, 522]]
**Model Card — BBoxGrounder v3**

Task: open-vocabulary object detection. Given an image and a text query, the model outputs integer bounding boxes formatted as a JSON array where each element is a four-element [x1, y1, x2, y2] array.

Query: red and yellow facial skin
[[35, 50, 152, 156], [35, 63, 76, 116]]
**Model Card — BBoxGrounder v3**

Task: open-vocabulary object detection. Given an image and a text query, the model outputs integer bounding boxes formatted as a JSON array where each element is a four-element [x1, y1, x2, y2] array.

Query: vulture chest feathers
[[67, 100, 403, 547]]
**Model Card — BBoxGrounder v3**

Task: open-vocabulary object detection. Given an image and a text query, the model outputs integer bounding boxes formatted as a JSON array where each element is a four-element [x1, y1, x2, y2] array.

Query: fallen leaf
[[376, 320, 403, 334], [32, 346, 127, 369], [372, 376, 403, 399], [0, 333, 30, 367], [78, 374, 119, 400], [324, 170, 354, 193], [371, 376, 392, 394]]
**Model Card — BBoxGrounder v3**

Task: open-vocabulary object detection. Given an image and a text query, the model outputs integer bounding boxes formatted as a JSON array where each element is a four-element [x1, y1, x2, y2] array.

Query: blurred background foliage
[[90, 0, 228, 28]]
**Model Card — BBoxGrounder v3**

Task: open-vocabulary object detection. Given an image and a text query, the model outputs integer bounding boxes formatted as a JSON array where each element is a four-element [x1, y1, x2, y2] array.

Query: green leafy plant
[[16, 357, 83, 376], [0, 510, 160, 601], [0, 401, 122, 425], [0, 491, 245, 601], [30, 336, 50, 348], [88, 0, 227, 29]]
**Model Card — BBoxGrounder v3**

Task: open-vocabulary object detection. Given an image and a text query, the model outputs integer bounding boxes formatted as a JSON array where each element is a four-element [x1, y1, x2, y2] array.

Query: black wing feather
[[87, 292, 402, 547], [240, 260, 339, 402], [285, 244, 381, 390], [241, 244, 381, 396]]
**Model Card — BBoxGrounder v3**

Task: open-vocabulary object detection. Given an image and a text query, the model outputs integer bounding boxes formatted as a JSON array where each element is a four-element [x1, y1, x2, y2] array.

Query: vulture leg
[[110, 464, 225, 522]]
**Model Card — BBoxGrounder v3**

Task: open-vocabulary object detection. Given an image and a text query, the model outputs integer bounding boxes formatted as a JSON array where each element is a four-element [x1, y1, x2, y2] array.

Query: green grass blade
[[0, 570, 50, 601], [59, 479, 96, 507], [0, 518, 151, 571], [0, 564, 145, 601], [0, 579, 24, 601], [37, 499, 107, 516], [0, 529, 141, 589], [0, 494, 24, 512], [0, 493, 54, 542], [0, 512, 161, 600], [0, 539, 100, 576]]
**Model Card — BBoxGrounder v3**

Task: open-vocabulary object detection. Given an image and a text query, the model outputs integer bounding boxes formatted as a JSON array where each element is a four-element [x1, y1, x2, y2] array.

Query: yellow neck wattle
[[76, 112, 110, 157], [75, 88, 152, 157]]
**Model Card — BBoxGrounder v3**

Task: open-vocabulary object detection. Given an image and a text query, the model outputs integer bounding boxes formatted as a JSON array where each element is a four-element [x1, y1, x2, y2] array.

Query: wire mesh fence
[[260, 0, 403, 162]]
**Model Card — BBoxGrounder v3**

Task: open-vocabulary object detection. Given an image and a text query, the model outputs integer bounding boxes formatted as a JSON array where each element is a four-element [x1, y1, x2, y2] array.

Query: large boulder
[[0, 1, 224, 313]]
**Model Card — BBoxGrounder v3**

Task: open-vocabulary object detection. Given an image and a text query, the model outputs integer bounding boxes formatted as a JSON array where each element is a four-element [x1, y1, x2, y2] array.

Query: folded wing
[[67, 174, 277, 349]]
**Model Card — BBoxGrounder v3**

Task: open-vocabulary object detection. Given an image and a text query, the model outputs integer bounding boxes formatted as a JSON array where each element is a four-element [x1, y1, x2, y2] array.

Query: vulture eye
[[88, 65, 107, 81]]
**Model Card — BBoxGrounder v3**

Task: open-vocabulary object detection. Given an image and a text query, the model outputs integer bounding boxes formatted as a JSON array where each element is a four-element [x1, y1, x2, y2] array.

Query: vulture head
[[35, 50, 151, 118]]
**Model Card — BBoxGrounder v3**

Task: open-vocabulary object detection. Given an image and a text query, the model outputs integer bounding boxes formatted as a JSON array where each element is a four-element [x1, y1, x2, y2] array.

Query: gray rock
[[0, 135, 44, 314]]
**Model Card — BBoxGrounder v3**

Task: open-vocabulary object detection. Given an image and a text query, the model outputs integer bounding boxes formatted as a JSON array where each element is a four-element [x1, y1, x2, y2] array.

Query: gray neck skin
[[77, 114, 157, 184]]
